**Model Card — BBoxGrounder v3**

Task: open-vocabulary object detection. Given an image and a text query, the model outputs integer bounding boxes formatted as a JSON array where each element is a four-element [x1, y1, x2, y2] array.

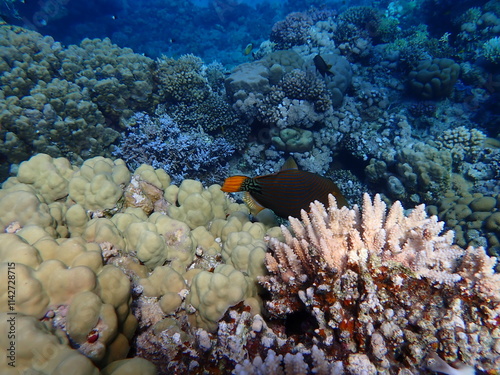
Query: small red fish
[[221, 157, 348, 218]]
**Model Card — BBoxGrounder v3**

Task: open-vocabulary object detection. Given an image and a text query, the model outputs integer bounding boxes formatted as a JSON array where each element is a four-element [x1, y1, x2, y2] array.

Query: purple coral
[[113, 112, 234, 185]]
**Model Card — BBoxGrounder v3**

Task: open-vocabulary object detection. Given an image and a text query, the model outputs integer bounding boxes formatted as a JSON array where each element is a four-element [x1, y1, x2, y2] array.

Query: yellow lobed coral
[[0, 152, 278, 372]]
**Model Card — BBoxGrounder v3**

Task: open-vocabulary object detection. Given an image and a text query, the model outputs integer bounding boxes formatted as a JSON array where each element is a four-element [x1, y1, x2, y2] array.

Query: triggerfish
[[221, 157, 348, 218]]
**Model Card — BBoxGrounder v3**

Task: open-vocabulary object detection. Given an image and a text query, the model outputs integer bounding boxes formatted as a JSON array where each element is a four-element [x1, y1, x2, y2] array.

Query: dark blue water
[[3, 0, 376, 67]]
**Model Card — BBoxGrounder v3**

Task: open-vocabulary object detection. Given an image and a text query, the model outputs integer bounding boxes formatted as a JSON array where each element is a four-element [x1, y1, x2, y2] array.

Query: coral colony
[[1, 0, 500, 374]]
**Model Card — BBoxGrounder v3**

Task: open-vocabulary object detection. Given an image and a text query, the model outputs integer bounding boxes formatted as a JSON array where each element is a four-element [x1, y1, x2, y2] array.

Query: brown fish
[[221, 157, 348, 218], [313, 55, 333, 77]]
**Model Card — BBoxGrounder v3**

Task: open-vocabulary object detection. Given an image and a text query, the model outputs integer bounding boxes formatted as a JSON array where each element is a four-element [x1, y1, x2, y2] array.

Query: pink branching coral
[[260, 194, 500, 372]]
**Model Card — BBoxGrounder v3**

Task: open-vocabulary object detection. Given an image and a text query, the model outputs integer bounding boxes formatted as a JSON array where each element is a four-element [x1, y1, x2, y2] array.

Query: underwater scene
[[0, 0, 499, 373]]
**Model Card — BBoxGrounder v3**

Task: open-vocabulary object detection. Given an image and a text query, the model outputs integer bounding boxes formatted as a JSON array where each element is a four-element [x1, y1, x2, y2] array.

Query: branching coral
[[277, 69, 331, 111], [260, 193, 500, 372], [155, 55, 249, 147], [435, 126, 486, 164], [155, 54, 208, 104], [0, 28, 154, 171], [482, 36, 500, 64], [113, 112, 235, 185]]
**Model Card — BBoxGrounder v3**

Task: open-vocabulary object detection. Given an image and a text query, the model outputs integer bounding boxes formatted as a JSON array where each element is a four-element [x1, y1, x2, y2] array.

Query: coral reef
[[0, 27, 246, 184], [0, 28, 120, 168], [224, 50, 352, 177], [0, 153, 275, 373], [1, 1, 500, 373], [270, 11, 314, 50], [1, 153, 499, 374]]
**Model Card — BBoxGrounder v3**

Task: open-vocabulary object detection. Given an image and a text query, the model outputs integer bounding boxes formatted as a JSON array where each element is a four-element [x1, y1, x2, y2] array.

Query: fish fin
[[243, 192, 266, 215], [221, 176, 249, 192], [281, 157, 299, 171]]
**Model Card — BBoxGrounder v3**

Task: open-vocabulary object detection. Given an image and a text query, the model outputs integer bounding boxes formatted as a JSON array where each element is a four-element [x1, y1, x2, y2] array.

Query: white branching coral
[[267, 194, 471, 286], [260, 193, 500, 372]]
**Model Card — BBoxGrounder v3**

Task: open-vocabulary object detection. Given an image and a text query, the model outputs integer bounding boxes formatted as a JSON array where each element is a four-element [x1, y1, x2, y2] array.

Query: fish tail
[[221, 176, 249, 192]]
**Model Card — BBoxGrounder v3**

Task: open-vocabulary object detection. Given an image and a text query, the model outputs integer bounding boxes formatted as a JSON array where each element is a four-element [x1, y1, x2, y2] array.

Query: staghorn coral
[[259, 193, 500, 372]]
